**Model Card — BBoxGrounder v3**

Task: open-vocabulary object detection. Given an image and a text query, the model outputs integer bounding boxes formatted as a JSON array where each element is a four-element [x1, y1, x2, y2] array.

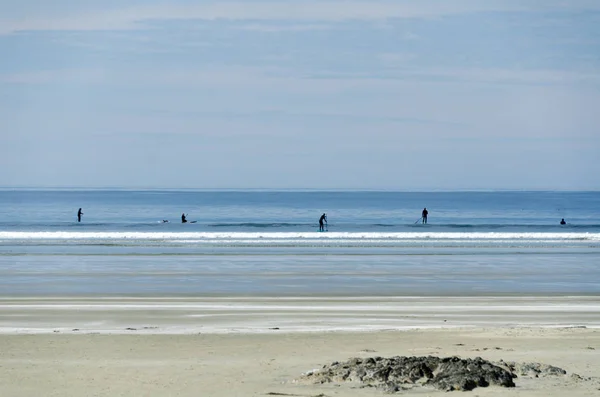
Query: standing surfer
[[77, 208, 83, 223], [181, 213, 188, 223], [319, 213, 327, 232], [422, 208, 428, 224]]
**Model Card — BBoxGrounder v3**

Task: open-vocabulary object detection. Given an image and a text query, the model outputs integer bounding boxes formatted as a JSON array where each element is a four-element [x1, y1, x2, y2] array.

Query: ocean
[[1, 190, 599, 297]]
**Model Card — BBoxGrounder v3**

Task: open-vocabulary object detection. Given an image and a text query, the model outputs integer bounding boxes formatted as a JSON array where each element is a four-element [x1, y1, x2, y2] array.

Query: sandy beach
[[1, 328, 599, 396], [1, 297, 599, 396]]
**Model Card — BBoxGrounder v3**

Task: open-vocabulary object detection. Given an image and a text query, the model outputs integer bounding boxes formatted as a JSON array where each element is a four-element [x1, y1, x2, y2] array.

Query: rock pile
[[496, 361, 566, 378], [301, 356, 516, 392]]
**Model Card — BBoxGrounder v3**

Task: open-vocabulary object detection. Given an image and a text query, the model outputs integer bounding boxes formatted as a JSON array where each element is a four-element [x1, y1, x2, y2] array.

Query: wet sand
[[1, 296, 599, 333]]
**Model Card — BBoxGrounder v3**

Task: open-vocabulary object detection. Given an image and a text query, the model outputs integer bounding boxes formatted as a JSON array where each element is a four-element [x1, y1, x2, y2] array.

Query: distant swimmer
[[77, 208, 83, 223], [560, 218, 566, 225], [181, 213, 188, 223], [319, 213, 328, 232], [422, 208, 428, 224], [162, 220, 169, 223]]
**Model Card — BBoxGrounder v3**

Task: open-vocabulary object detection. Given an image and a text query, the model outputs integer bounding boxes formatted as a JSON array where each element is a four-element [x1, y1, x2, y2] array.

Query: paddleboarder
[[319, 213, 327, 232]]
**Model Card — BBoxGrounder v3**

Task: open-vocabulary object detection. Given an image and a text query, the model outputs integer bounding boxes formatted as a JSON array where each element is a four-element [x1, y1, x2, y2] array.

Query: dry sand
[[1, 297, 599, 396]]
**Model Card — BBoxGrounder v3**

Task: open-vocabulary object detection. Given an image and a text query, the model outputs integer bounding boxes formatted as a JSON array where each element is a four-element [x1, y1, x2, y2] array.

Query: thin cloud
[[233, 22, 338, 33], [3, 0, 600, 35], [409, 68, 600, 86], [3, 64, 598, 89], [327, 68, 600, 86], [0, 68, 107, 84]]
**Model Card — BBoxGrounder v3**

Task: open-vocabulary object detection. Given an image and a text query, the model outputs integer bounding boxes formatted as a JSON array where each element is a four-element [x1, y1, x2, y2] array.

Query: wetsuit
[[319, 214, 327, 231]]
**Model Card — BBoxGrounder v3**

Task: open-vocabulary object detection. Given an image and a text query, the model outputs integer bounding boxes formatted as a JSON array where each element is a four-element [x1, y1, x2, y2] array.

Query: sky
[[1, 0, 599, 190]]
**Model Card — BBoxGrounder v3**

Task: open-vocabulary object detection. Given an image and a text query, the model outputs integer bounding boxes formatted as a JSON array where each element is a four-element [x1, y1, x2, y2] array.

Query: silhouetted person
[[181, 213, 187, 223], [77, 208, 83, 223], [319, 213, 327, 231], [422, 208, 428, 224], [560, 218, 566, 225]]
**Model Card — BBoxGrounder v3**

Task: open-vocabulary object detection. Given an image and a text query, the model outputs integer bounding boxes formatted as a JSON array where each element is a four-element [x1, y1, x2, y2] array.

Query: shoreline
[[1, 295, 599, 334]]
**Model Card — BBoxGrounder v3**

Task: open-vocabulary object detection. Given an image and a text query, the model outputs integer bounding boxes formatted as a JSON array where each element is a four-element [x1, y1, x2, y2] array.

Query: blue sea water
[[0, 190, 598, 296]]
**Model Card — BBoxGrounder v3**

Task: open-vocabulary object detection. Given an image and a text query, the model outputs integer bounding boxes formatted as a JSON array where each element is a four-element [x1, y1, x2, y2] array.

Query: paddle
[[414, 217, 423, 224]]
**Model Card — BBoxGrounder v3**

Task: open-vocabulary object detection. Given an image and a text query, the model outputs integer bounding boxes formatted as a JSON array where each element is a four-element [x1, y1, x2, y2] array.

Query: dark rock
[[382, 382, 400, 393], [300, 355, 515, 392], [497, 361, 567, 378], [570, 373, 591, 382]]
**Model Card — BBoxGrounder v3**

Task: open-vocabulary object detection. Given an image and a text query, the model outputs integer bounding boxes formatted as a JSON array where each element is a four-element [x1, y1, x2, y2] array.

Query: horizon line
[[0, 186, 598, 193]]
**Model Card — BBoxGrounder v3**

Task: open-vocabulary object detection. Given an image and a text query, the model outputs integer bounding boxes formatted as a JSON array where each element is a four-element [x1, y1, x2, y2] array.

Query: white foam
[[2, 304, 599, 312], [0, 231, 597, 240]]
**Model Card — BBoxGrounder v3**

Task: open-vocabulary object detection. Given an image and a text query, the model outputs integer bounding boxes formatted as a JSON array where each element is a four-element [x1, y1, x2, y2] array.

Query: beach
[[1, 191, 599, 395], [1, 325, 599, 396], [1, 296, 600, 334], [1, 296, 600, 396]]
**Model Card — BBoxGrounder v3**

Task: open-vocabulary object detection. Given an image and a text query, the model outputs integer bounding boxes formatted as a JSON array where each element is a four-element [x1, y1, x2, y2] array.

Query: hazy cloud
[[3, 0, 600, 34], [1, 0, 599, 189]]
